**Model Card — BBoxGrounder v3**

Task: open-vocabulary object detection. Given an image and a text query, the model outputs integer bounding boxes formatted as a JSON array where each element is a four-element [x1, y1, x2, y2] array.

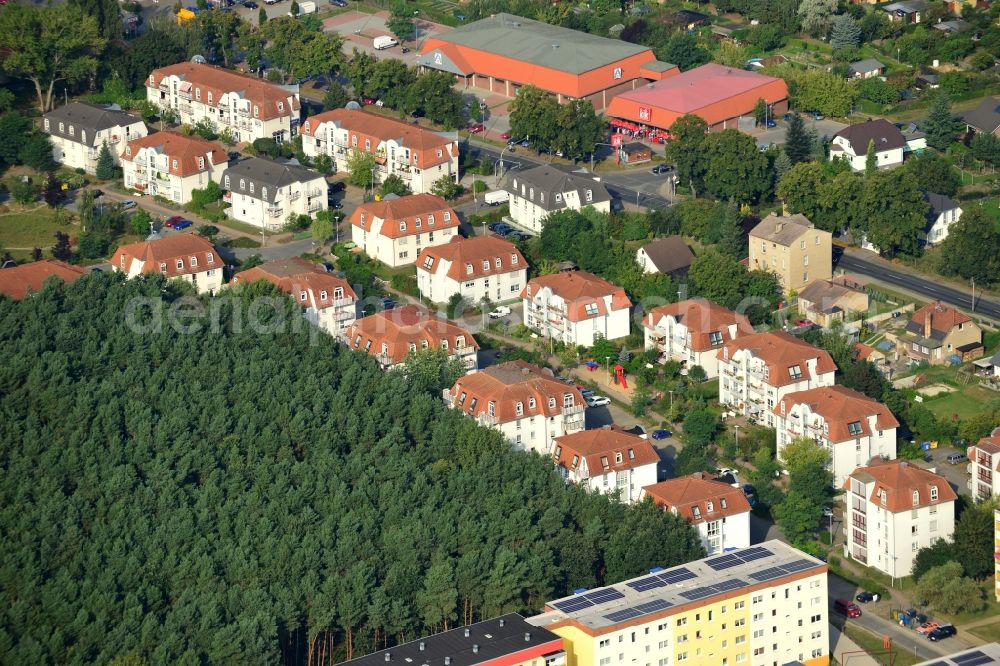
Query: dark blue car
[[174, 219, 194, 230], [651, 429, 671, 440]]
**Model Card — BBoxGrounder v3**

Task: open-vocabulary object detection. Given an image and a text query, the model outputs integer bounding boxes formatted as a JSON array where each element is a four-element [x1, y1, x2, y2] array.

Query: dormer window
[[788, 365, 802, 380], [628, 449, 635, 459], [495, 257, 502, 268], [240, 179, 246, 190], [278, 102, 284, 112], [912, 490, 919, 506], [709, 331, 723, 346], [482, 260, 490, 271], [365, 139, 371, 151], [706, 501, 714, 513], [423, 256, 434, 269], [515, 402, 523, 416], [198, 157, 204, 169], [600, 456, 609, 469], [262, 187, 267, 200], [692, 506, 701, 519], [175, 259, 184, 269], [511, 253, 518, 264], [930, 486, 938, 501], [466, 263, 473, 274], [720, 498, 727, 509], [399, 221, 407, 232], [428, 214, 435, 225], [333, 287, 343, 299], [441, 339, 449, 350], [320, 290, 328, 300], [59, 122, 64, 133], [300, 291, 307, 301], [563, 393, 573, 407], [249, 183, 255, 194], [68, 125, 74, 136], [488, 400, 495, 416], [172, 159, 178, 170], [555, 193, 562, 203], [456, 336, 465, 347], [585, 189, 593, 202], [615, 452, 623, 464], [190, 256, 197, 267], [253, 106, 259, 118], [847, 421, 863, 436], [548, 397, 556, 408], [571, 455, 579, 468], [443, 212, 451, 221], [159, 262, 167, 273], [415, 217, 421, 229], [585, 303, 599, 316], [126, 147, 131, 157], [44, 119, 50, 131], [207, 92, 213, 104], [224, 176, 230, 188], [528, 397, 536, 409]]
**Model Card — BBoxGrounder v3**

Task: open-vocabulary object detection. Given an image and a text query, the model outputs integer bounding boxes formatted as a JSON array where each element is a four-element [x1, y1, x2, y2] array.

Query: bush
[[10, 179, 38, 204], [472, 179, 488, 193], [190, 181, 223, 209]]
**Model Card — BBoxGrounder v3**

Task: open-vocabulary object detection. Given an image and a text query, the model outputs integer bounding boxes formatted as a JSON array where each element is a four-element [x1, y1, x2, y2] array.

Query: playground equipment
[[614, 364, 628, 389]]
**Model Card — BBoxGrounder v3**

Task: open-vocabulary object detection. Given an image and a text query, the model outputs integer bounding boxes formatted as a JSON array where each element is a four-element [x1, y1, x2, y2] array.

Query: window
[[735, 635, 745, 645], [585, 303, 599, 316], [253, 106, 259, 118], [423, 256, 434, 269], [249, 183, 255, 194], [734, 600, 745, 610], [709, 331, 723, 346], [176, 259, 184, 269], [599, 640, 610, 649], [195, 88, 201, 100], [457, 336, 465, 347], [159, 262, 167, 273], [548, 397, 556, 408], [482, 260, 490, 271], [414, 217, 422, 229], [930, 486, 938, 501], [563, 393, 574, 407], [810, 615, 821, 623], [488, 401, 495, 416], [172, 159, 178, 170], [677, 634, 688, 644], [676, 618, 687, 627], [721, 498, 727, 509], [676, 653, 687, 663], [734, 618, 745, 627], [319, 290, 328, 301], [400, 221, 407, 232], [571, 455, 579, 468], [753, 595, 763, 604], [848, 421, 863, 436], [585, 189, 593, 202], [788, 365, 802, 380], [692, 506, 701, 519], [440, 339, 449, 350], [912, 490, 919, 506], [706, 501, 714, 513], [443, 211, 451, 221], [278, 101, 283, 112], [516, 402, 523, 416], [300, 291, 307, 301]]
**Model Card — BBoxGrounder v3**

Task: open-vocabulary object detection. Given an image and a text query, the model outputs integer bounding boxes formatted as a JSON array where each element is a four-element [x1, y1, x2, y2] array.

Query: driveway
[[754, 116, 848, 148]]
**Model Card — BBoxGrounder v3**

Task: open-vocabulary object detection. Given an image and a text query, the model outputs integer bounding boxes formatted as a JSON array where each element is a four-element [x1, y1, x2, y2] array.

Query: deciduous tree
[[939, 209, 1000, 284], [702, 130, 771, 203], [665, 114, 708, 197]]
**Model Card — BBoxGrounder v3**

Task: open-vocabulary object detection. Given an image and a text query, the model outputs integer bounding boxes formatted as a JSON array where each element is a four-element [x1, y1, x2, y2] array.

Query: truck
[[290, 0, 316, 13], [373, 35, 398, 50], [483, 190, 508, 206]]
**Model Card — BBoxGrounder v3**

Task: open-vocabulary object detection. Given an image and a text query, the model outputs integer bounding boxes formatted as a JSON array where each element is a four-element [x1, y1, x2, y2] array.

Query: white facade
[[507, 187, 611, 234], [43, 115, 147, 175], [418, 259, 525, 304], [352, 220, 457, 269], [416, 237, 527, 305], [522, 273, 631, 347], [445, 391, 585, 454], [121, 136, 225, 204], [830, 135, 903, 171], [696, 510, 751, 556], [223, 170, 328, 231], [111, 240, 224, 295], [967, 439, 1000, 500], [642, 302, 751, 379], [565, 461, 657, 504], [925, 203, 963, 246]]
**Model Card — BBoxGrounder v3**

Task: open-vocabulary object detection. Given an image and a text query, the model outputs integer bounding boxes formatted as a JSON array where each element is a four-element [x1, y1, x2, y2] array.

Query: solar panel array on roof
[[749, 567, 787, 582], [634, 599, 672, 614], [954, 651, 993, 666], [679, 587, 716, 601], [604, 607, 643, 623], [658, 567, 696, 584], [748, 556, 821, 583], [626, 575, 667, 592], [706, 546, 774, 571], [552, 597, 594, 613], [586, 588, 625, 604], [781, 559, 815, 573]]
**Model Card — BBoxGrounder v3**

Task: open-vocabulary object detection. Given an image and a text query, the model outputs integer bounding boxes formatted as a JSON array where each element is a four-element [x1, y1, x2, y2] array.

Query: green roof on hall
[[431, 13, 651, 75]]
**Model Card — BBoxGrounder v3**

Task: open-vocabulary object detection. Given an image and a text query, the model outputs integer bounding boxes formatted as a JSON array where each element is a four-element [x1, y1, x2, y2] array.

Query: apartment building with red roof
[[642, 473, 751, 555], [301, 109, 459, 194], [521, 271, 631, 347], [966, 433, 1000, 500], [900, 300, 983, 365], [121, 131, 227, 204], [350, 194, 460, 268], [110, 234, 223, 294], [773, 386, 899, 487], [346, 304, 478, 371], [231, 257, 357, 338], [0, 260, 87, 300], [552, 427, 659, 503], [146, 62, 300, 144], [717, 331, 837, 427], [416, 235, 527, 305], [643, 299, 753, 378], [843, 459, 956, 577], [444, 360, 585, 453]]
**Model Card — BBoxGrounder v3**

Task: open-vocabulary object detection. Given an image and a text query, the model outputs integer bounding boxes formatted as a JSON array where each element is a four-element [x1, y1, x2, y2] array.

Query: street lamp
[[734, 424, 741, 451]]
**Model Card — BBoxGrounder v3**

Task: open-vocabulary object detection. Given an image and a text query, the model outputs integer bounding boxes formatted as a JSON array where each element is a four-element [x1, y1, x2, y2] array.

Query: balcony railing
[[289, 191, 300, 201], [238, 108, 250, 117], [562, 404, 585, 417], [179, 104, 192, 114], [308, 188, 324, 198], [476, 412, 499, 427], [307, 201, 322, 213], [268, 207, 283, 218], [178, 90, 192, 100]]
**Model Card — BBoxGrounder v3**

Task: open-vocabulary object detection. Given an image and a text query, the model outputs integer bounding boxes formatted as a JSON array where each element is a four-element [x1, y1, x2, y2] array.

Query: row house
[[121, 131, 227, 204], [643, 298, 753, 379], [522, 271, 631, 347], [346, 304, 478, 371], [416, 235, 527, 305], [146, 62, 300, 144], [718, 331, 837, 427], [444, 360, 585, 454], [231, 257, 357, 338], [843, 459, 956, 578], [350, 194, 459, 268], [222, 157, 328, 231], [967, 434, 1000, 500], [642, 472, 752, 555], [552, 427, 659, 504], [773, 386, 899, 488], [42, 102, 148, 174], [110, 234, 223, 295], [301, 109, 459, 194]]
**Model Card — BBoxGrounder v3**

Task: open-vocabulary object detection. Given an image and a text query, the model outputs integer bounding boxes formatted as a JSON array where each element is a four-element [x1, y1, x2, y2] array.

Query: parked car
[[946, 452, 968, 465], [242, 0, 258, 7], [855, 591, 876, 603], [810, 111, 825, 120], [121, 200, 137, 210], [506, 231, 531, 242], [651, 429, 671, 440], [328, 182, 345, 193], [174, 220, 194, 230], [165, 216, 185, 228], [500, 132, 510, 140], [487, 222, 510, 233], [834, 599, 862, 618], [927, 625, 957, 641], [822, 507, 834, 518], [579, 389, 595, 399], [91, 189, 104, 198], [916, 621, 940, 635], [329, 0, 347, 5], [328, 200, 343, 209], [468, 123, 485, 134], [401, 47, 410, 54], [380, 297, 396, 310], [586, 395, 611, 407], [488, 306, 511, 319], [228, 151, 241, 161], [765, 119, 777, 128], [362, 97, 378, 105], [651, 164, 673, 175]]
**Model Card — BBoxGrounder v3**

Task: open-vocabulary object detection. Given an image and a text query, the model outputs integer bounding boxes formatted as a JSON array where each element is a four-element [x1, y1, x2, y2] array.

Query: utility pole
[[972, 277, 976, 312]]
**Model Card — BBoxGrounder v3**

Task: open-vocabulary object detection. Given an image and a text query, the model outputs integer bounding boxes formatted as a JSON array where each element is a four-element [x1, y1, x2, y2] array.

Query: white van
[[373, 36, 399, 50]]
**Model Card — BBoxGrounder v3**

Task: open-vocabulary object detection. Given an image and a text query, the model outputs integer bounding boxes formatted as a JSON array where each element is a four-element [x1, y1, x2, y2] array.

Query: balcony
[[476, 412, 499, 427], [179, 104, 192, 114], [562, 404, 585, 417], [178, 90, 191, 100], [238, 108, 250, 117], [307, 201, 322, 213], [289, 191, 301, 202], [268, 207, 283, 218], [158, 83, 169, 92], [308, 188, 324, 198], [442, 389, 455, 403]]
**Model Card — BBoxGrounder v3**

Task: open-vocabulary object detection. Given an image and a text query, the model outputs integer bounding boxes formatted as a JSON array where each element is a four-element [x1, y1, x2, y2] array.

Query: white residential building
[[146, 62, 300, 144], [350, 194, 459, 268], [222, 157, 327, 231], [42, 102, 148, 174], [829, 119, 906, 171], [718, 331, 838, 427], [552, 427, 659, 504], [643, 298, 753, 378], [504, 165, 612, 234], [522, 271, 631, 347], [110, 235, 223, 295], [843, 459, 956, 579], [301, 109, 459, 194], [121, 131, 227, 204], [923, 192, 963, 246], [416, 235, 527, 304], [773, 386, 900, 488], [346, 305, 478, 371], [444, 360, 585, 454], [966, 435, 1000, 500]]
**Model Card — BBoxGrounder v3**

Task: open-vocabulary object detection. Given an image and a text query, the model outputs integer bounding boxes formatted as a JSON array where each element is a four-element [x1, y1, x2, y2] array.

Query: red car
[[164, 216, 185, 228], [468, 123, 485, 134], [362, 97, 377, 105], [500, 132, 510, 140]]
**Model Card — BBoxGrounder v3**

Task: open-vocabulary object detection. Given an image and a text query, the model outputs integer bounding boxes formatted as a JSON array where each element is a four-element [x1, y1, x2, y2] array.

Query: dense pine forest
[[0, 274, 704, 666]]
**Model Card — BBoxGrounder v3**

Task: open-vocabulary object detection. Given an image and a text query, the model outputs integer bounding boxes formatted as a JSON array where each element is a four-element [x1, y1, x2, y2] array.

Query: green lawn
[[0, 207, 74, 251], [970, 620, 1000, 643], [979, 199, 1000, 232], [923, 384, 1000, 421], [844, 625, 921, 666]]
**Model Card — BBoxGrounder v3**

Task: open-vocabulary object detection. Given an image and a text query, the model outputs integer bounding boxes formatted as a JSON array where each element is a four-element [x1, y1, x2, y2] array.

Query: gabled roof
[[643, 473, 751, 525], [554, 428, 660, 476], [962, 97, 1000, 134], [717, 331, 838, 387], [346, 305, 477, 366], [638, 236, 694, 275], [123, 131, 227, 178], [222, 157, 324, 203], [0, 260, 87, 300], [833, 119, 906, 155], [644, 299, 753, 353], [148, 62, 299, 120], [924, 191, 960, 224], [847, 459, 956, 513], [416, 235, 526, 282], [971, 436, 1000, 457], [505, 165, 611, 212], [350, 194, 459, 240], [905, 300, 973, 341], [749, 212, 814, 246], [854, 342, 883, 361], [797, 279, 867, 312], [449, 360, 584, 424], [522, 271, 632, 322], [775, 385, 899, 443], [43, 102, 144, 146], [301, 109, 454, 167], [110, 235, 219, 278], [882, 0, 927, 13], [847, 59, 885, 76], [232, 257, 356, 309]]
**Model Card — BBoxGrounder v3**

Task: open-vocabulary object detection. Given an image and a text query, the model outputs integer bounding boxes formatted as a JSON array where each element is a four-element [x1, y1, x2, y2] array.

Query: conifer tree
[[94, 142, 115, 180]]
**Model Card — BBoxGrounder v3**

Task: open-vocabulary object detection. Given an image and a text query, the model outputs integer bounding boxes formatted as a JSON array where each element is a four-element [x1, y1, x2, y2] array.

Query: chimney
[[774, 222, 783, 234], [924, 311, 932, 339], [524, 633, 531, 642]]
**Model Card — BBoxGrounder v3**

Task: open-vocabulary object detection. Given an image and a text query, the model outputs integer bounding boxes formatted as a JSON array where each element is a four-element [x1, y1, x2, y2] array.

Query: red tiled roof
[[148, 62, 299, 121], [110, 235, 219, 278], [645, 299, 753, 353], [854, 342, 880, 361], [522, 271, 632, 322], [416, 235, 526, 282], [122, 131, 227, 178], [971, 436, 1000, 458], [350, 194, 459, 240], [717, 331, 837, 387], [346, 304, 477, 366], [232, 257, 356, 310], [775, 386, 899, 443], [643, 473, 751, 525], [449, 360, 584, 423], [909, 300, 973, 335], [0, 260, 86, 300], [554, 428, 659, 475], [847, 459, 956, 513]]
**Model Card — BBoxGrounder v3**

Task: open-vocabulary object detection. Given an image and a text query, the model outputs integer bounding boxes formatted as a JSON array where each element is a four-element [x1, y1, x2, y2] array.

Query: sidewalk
[[830, 624, 881, 666]]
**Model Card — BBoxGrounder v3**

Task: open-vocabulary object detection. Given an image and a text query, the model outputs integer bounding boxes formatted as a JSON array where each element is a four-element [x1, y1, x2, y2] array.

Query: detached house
[[922, 192, 962, 246], [0, 260, 86, 300], [444, 360, 586, 453], [843, 459, 956, 578], [147, 63, 300, 144], [121, 131, 227, 204], [830, 119, 906, 171], [110, 235, 223, 294], [346, 304, 478, 371], [774, 386, 899, 487], [643, 299, 753, 378], [718, 331, 838, 427], [350, 194, 459, 268], [797, 279, 870, 328], [748, 213, 832, 294], [222, 158, 328, 231], [846, 59, 886, 79], [900, 300, 983, 365], [553, 427, 659, 503], [42, 102, 148, 174], [962, 97, 1000, 137], [966, 435, 1000, 500], [635, 236, 695, 277], [504, 165, 612, 234], [882, 0, 926, 23], [642, 473, 752, 555], [522, 271, 632, 347], [231, 257, 357, 338], [301, 109, 459, 194], [416, 235, 527, 304]]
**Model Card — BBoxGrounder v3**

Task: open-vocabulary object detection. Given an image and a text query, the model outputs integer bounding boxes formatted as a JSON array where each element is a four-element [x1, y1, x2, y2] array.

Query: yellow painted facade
[[994, 510, 1000, 602]]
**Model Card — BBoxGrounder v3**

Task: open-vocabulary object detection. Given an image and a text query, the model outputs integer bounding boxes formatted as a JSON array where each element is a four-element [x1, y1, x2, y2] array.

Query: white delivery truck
[[291, 1, 316, 14], [373, 35, 399, 50], [484, 191, 509, 206]]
